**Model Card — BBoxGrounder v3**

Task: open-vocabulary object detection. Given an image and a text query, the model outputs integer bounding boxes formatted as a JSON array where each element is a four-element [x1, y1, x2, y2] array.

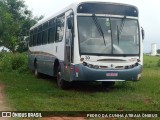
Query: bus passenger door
[[64, 12, 74, 81]]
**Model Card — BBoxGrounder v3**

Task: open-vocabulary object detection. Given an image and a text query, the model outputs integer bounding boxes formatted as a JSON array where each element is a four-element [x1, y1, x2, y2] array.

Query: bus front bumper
[[70, 64, 142, 82]]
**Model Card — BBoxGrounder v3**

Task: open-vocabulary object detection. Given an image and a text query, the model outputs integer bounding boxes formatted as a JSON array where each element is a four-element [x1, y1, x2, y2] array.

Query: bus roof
[[30, 1, 138, 30]]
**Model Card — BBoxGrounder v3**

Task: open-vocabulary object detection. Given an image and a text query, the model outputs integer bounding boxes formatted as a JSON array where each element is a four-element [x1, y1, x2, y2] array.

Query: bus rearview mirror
[[141, 27, 145, 40]]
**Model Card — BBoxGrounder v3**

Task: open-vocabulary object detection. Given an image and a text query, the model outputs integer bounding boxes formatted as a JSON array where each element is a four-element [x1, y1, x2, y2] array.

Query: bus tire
[[34, 62, 40, 78], [102, 81, 115, 88], [57, 66, 68, 89]]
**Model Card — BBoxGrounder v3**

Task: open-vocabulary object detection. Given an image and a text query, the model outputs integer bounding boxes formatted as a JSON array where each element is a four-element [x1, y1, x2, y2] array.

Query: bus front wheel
[[57, 66, 68, 89]]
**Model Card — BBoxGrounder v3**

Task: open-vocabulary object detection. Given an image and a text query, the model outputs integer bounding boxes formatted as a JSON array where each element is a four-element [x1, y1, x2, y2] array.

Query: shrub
[[0, 52, 5, 61], [0, 52, 29, 73], [157, 59, 160, 67], [0, 53, 12, 71]]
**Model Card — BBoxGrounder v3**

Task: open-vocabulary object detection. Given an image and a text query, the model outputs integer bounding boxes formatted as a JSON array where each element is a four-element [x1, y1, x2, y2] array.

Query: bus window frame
[[55, 14, 65, 43]]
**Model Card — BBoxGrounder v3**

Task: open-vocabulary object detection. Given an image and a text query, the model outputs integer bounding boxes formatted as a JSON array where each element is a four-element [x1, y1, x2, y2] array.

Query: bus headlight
[[88, 64, 93, 68], [83, 62, 99, 69], [83, 62, 87, 66], [80, 58, 84, 62], [94, 65, 99, 69]]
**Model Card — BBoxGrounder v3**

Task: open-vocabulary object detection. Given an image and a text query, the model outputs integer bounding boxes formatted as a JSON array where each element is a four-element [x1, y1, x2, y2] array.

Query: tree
[[0, 0, 43, 52], [157, 49, 160, 54], [0, 0, 12, 45]]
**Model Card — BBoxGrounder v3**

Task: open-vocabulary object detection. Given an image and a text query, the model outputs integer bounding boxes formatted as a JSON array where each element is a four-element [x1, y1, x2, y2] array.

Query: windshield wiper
[[117, 16, 126, 45], [92, 14, 106, 46]]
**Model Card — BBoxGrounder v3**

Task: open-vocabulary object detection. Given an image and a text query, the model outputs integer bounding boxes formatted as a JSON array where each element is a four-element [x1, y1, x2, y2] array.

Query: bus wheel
[[34, 62, 40, 78], [102, 81, 115, 88], [57, 66, 68, 89]]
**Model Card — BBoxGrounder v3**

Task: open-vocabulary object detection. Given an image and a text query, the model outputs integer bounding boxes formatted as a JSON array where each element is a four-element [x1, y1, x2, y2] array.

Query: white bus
[[28, 1, 144, 89]]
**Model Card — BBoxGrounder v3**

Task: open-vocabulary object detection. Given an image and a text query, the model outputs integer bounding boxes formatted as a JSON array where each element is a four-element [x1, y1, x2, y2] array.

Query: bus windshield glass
[[78, 16, 140, 56]]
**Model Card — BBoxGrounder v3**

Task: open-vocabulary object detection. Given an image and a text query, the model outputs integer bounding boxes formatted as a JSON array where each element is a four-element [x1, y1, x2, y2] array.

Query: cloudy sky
[[24, 0, 160, 53]]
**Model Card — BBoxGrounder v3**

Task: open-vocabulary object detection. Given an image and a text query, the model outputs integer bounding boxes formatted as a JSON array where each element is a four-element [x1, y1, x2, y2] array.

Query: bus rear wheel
[[57, 66, 68, 89]]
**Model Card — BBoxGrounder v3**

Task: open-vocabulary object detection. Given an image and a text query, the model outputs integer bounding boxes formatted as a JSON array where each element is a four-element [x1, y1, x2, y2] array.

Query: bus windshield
[[78, 16, 140, 56]]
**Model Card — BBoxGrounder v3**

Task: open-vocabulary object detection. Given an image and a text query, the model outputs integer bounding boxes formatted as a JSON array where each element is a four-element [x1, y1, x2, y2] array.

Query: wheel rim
[[35, 68, 38, 76], [57, 72, 61, 86], [34, 62, 38, 77]]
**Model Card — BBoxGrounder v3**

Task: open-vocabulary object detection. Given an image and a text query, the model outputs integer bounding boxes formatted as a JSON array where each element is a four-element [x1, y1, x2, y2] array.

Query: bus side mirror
[[141, 27, 145, 40], [67, 15, 74, 29]]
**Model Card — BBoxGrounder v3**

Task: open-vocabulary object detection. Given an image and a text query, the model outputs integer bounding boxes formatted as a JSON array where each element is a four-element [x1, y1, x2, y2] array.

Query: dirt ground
[[0, 84, 10, 111], [0, 84, 11, 120]]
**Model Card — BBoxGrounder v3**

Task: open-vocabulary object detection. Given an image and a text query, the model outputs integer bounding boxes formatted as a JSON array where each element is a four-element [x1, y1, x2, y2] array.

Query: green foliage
[[157, 49, 160, 54], [157, 59, 160, 67], [143, 55, 160, 68], [0, 0, 43, 52], [0, 53, 28, 73]]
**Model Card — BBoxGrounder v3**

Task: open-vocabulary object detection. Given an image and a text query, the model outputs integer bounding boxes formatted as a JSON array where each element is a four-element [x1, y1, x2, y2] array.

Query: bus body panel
[[28, 42, 64, 76], [70, 64, 142, 81], [28, 52, 56, 76]]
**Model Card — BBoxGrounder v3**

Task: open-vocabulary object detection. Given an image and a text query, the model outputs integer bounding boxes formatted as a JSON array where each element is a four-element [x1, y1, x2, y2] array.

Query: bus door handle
[[56, 46, 58, 52]]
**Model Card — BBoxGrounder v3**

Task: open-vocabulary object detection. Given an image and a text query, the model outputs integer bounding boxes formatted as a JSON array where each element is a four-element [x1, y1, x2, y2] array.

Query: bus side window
[[33, 28, 37, 46], [33, 34, 37, 46], [32, 28, 37, 46], [29, 35, 33, 47], [29, 30, 33, 46], [42, 22, 49, 45], [42, 30, 48, 45], [37, 32, 42, 45], [37, 25, 42, 45], [56, 15, 65, 42], [48, 19, 56, 43], [48, 27, 55, 43]]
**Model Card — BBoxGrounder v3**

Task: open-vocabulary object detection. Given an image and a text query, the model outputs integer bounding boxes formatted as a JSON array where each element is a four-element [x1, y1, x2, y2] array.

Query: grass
[[143, 55, 160, 68], [0, 55, 160, 113]]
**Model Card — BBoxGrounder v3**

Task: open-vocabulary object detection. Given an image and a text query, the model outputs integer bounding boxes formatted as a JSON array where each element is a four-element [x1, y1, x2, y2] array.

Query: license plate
[[106, 73, 118, 77]]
